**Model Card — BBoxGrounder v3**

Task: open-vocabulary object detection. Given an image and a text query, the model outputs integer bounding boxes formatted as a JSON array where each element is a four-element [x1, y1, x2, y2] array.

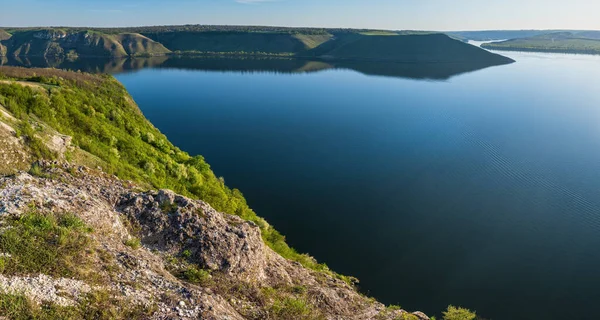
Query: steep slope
[[143, 31, 332, 54], [1, 29, 170, 57], [0, 30, 10, 41], [0, 67, 436, 319], [307, 33, 515, 64]]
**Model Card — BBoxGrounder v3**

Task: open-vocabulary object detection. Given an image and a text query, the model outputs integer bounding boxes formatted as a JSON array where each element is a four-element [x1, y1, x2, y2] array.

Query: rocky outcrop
[[0, 160, 427, 319], [1, 29, 171, 58]]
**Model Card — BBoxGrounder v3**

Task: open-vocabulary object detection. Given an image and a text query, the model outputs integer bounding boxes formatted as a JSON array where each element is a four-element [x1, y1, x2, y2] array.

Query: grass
[[0, 210, 94, 279], [123, 238, 141, 250], [181, 266, 212, 285], [0, 291, 157, 320], [270, 297, 319, 320], [16, 121, 56, 160]]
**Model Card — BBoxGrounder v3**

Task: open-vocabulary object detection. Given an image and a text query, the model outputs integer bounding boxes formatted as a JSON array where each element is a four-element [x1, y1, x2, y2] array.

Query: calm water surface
[[109, 52, 600, 320]]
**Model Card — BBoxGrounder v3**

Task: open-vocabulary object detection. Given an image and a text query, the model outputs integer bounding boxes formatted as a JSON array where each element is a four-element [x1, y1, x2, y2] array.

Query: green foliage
[[181, 266, 212, 285], [124, 238, 141, 250], [28, 162, 45, 177], [270, 297, 318, 320], [0, 68, 333, 275], [18, 121, 56, 160], [181, 249, 192, 259], [0, 291, 156, 320], [443, 305, 477, 320], [0, 210, 93, 278]]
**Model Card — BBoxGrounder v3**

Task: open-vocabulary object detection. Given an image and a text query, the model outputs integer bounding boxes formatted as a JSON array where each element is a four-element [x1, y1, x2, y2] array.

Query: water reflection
[[1, 55, 504, 80]]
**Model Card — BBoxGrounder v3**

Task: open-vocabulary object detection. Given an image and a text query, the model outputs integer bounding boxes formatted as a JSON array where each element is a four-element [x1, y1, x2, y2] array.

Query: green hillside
[[307, 33, 514, 64], [143, 31, 332, 54], [0, 26, 514, 65], [482, 32, 600, 54], [0, 65, 336, 276]]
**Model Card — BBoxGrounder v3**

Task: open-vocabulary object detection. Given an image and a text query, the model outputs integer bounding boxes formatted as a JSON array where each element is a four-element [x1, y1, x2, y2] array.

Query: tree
[[443, 305, 476, 320]]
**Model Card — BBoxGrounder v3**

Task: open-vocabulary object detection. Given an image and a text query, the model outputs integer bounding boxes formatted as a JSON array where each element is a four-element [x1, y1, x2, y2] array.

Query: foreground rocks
[[0, 161, 429, 319]]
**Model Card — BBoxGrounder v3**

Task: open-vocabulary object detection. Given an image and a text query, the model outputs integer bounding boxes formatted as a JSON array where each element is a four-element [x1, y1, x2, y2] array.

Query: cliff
[[1, 27, 514, 66], [307, 33, 514, 64], [1, 29, 170, 57], [0, 67, 433, 319]]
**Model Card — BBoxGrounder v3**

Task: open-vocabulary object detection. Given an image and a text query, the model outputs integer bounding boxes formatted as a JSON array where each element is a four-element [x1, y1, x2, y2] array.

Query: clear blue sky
[[1, 0, 599, 31]]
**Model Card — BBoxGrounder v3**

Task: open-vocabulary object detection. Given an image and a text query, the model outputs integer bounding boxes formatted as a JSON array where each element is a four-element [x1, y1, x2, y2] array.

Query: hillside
[[0, 30, 11, 41], [1, 29, 171, 58], [307, 33, 514, 64], [142, 31, 332, 54], [448, 29, 600, 41], [482, 32, 600, 55], [0, 26, 515, 65], [0, 66, 464, 319]]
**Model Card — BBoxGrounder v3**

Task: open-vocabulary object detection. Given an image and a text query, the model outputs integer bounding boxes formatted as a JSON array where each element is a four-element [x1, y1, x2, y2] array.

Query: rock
[[0, 161, 429, 320], [413, 311, 431, 320]]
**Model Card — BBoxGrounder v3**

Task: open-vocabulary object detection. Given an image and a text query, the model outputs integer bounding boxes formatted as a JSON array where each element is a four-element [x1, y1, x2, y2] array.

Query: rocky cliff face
[[0, 29, 171, 58], [0, 107, 428, 319]]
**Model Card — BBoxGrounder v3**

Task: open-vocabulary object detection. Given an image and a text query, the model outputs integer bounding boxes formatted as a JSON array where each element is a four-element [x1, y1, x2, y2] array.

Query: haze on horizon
[[1, 0, 599, 31]]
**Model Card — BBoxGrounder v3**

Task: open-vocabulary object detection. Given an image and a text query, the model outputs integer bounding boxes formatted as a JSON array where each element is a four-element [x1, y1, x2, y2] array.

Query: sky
[[1, 0, 599, 31]]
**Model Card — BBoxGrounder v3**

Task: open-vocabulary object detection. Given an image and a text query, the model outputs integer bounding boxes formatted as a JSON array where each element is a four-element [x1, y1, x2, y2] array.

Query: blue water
[[113, 52, 600, 320]]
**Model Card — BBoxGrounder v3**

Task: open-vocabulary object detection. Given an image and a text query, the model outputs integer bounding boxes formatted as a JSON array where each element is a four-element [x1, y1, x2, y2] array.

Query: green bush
[[124, 238, 141, 250], [443, 305, 477, 320], [181, 266, 212, 285]]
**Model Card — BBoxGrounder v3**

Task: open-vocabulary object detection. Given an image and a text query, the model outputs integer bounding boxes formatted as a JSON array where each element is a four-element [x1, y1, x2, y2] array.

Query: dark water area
[[10, 52, 600, 319]]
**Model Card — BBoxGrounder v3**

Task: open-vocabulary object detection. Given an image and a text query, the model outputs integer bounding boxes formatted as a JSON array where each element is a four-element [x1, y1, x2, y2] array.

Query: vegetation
[[123, 237, 141, 250], [0, 291, 156, 320], [0, 66, 331, 276], [1, 26, 514, 64], [442, 305, 477, 320], [0, 66, 483, 319], [305, 33, 513, 64], [1, 29, 170, 58], [482, 32, 600, 55], [269, 297, 318, 320], [0, 209, 93, 279]]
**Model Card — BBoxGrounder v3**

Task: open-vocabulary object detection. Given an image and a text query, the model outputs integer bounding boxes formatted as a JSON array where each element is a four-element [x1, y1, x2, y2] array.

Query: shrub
[[443, 305, 477, 320], [124, 238, 141, 250], [181, 266, 212, 285]]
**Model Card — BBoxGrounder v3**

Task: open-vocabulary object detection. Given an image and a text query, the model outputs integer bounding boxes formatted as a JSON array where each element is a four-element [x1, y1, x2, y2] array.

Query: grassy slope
[[307, 33, 514, 64], [482, 32, 600, 54], [142, 31, 332, 54], [0, 66, 344, 279]]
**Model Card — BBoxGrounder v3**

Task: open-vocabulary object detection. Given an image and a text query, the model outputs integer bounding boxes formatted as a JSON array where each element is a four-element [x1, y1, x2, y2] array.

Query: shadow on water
[[1, 55, 505, 80]]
